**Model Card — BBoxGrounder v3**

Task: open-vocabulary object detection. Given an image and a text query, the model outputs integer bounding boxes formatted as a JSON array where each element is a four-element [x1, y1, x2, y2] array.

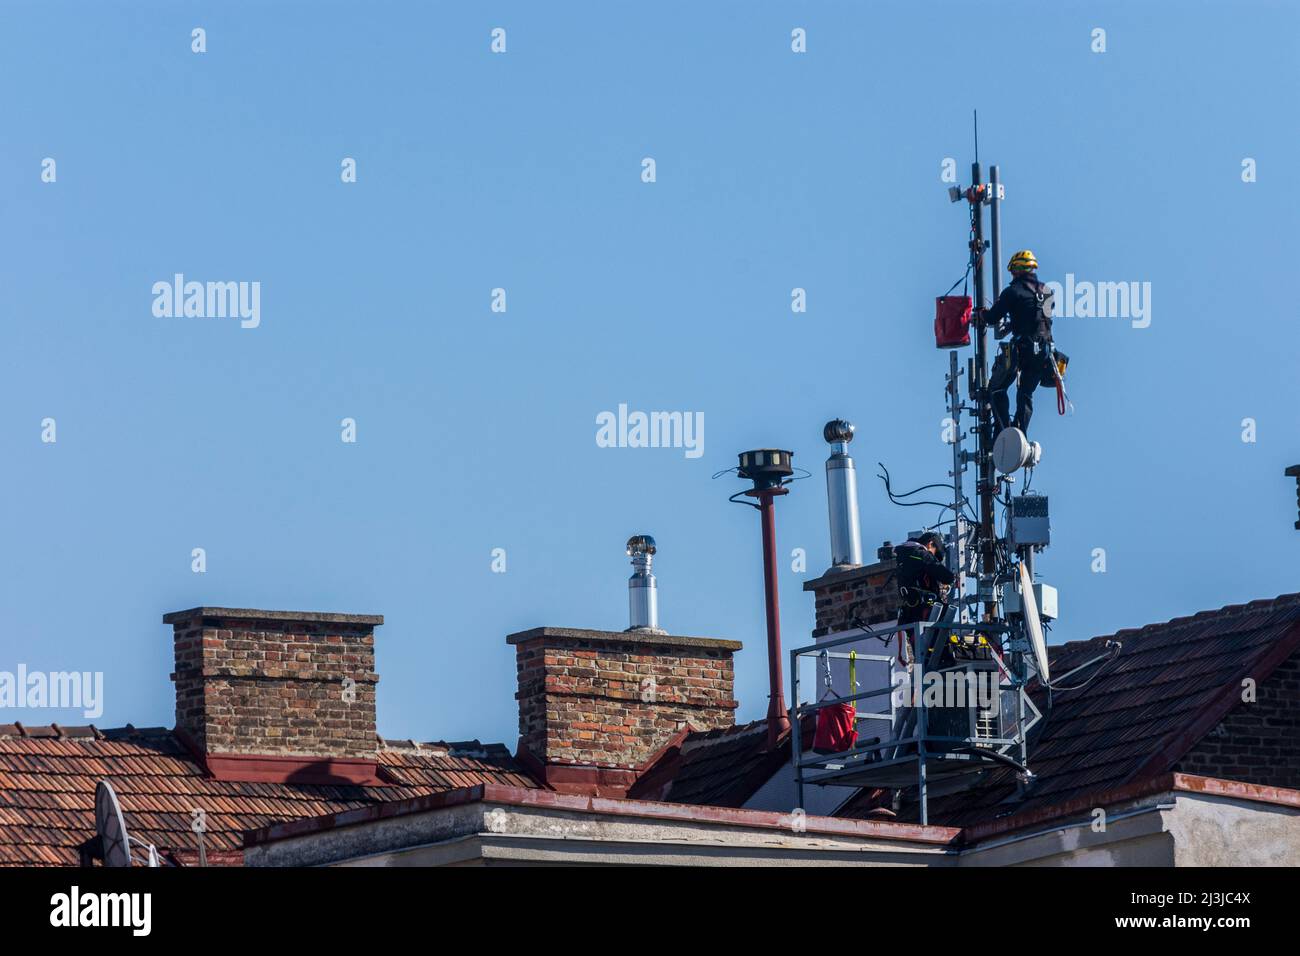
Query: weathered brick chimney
[[165, 607, 385, 784], [803, 545, 899, 638], [507, 626, 741, 796]]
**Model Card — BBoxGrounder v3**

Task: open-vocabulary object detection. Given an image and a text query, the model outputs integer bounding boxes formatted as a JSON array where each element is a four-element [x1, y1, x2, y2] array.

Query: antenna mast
[[943, 129, 1007, 624], [968, 163, 998, 619]]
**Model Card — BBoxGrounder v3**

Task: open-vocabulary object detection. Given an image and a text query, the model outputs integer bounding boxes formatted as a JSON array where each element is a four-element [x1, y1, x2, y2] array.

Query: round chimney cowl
[[626, 534, 657, 557], [823, 419, 855, 444]]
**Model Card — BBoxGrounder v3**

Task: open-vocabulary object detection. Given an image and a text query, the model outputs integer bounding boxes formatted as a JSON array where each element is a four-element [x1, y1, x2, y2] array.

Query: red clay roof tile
[[0, 726, 539, 866]]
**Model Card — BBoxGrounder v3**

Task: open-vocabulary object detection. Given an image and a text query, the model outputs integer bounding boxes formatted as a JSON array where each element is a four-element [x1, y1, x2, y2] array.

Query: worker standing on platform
[[985, 249, 1057, 437], [894, 532, 955, 658]]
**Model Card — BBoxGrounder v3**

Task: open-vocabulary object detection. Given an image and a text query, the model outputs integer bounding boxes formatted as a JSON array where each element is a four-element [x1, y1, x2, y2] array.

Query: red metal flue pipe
[[754, 487, 791, 748]]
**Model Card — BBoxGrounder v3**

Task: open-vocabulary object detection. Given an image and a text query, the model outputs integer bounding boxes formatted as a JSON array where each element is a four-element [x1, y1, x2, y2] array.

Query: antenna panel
[[1018, 562, 1051, 681]]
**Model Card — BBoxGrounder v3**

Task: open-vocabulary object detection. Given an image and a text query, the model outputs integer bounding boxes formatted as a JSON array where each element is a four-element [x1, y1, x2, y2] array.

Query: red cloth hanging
[[935, 295, 972, 348]]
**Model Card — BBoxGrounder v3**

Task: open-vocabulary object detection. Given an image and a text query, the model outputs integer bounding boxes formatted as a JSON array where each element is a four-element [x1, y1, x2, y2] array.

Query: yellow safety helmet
[[1009, 249, 1038, 273]]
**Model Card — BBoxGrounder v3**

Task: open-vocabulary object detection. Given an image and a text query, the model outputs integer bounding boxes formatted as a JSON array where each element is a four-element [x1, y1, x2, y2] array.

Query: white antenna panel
[[1019, 561, 1050, 681]]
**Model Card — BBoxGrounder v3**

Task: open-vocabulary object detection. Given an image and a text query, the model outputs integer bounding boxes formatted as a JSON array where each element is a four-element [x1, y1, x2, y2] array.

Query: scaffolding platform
[[790, 614, 1040, 824]]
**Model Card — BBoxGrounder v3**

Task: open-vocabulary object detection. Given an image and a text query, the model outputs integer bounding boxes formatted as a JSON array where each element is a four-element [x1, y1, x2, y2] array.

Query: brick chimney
[[803, 547, 899, 638], [507, 627, 740, 796], [165, 607, 385, 784]]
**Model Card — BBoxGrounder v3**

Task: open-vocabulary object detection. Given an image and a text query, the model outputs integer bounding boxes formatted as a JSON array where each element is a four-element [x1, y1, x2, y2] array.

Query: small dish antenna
[[95, 780, 132, 867], [1018, 562, 1050, 681], [993, 427, 1042, 475], [95, 780, 160, 867]]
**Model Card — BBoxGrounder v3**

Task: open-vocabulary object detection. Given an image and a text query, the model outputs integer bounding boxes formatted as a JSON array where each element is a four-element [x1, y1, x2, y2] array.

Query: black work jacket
[[894, 540, 955, 598], [987, 272, 1053, 343]]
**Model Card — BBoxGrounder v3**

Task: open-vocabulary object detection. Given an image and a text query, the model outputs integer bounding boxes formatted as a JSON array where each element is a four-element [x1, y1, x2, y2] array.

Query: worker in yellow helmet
[[983, 250, 1058, 437]]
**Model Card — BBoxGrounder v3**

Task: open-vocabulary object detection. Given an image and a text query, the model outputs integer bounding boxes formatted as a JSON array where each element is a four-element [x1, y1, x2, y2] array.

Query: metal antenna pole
[[990, 166, 1003, 299], [969, 163, 998, 621], [947, 351, 968, 619], [989, 165, 1007, 626]]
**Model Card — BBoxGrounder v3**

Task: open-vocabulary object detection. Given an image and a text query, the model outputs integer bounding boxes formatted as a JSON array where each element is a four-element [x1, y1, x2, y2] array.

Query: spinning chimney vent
[[625, 534, 664, 633], [737, 449, 794, 489]]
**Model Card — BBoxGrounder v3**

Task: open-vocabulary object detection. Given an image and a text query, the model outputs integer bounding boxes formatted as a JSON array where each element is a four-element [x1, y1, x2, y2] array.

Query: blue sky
[[2, 1, 1297, 745]]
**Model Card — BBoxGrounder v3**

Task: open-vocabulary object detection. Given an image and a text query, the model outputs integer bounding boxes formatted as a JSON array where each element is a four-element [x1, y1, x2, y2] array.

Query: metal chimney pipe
[[823, 420, 863, 570], [625, 535, 663, 633], [733, 449, 795, 749], [756, 489, 791, 748]]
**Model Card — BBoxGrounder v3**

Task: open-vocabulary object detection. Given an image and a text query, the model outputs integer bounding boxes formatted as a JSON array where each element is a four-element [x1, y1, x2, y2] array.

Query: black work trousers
[[991, 339, 1053, 435]]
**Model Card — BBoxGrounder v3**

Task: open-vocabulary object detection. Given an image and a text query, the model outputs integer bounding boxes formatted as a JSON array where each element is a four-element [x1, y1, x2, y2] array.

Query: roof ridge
[[679, 718, 769, 751], [0, 722, 517, 762], [374, 735, 513, 758], [1050, 591, 1300, 655], [0, 722, 119, 740]]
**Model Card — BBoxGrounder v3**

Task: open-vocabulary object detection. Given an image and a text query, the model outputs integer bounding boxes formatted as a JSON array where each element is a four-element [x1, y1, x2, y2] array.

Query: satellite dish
[[1018, 562, 1051, 682], [993, 427, 1042, 474], [95, 780, 132, 867]]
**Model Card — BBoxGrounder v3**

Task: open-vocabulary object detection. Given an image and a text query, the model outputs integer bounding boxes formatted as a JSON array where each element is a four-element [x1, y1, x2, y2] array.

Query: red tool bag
[[935, 295, 972, 348], [812, 650, 859, 754], [813, 702, 858, 754]]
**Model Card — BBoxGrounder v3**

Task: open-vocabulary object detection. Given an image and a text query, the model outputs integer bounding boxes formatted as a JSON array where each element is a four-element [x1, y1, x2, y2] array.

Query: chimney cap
[[626, 534, 657, 556], [823, 419, 856, 444], [506, 626, 741, 651], [162, 607, 383, 627]]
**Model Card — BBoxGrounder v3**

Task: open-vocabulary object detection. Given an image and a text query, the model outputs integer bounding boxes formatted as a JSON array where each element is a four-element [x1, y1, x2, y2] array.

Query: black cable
[[877, 462, 957, 511], [849, 612, 895, 647], [726, 490, 759, 511], [892, 498, 953, 510], [877, 462, 951, 500]]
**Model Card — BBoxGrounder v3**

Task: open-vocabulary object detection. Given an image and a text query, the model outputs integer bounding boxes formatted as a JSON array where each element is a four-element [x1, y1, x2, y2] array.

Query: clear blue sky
[[2, 1, 1297, 745]]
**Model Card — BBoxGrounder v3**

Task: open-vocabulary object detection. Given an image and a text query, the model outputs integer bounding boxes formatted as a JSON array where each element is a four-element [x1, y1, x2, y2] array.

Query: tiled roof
[[844, 592, 1300, 826], [629, 716, 815, 807], [0, 725, 538, 866]]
